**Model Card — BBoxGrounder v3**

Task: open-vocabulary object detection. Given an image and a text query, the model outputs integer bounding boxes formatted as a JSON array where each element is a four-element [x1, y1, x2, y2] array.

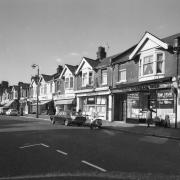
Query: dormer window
[[101, 69, 107, 85], [139, 50, 165, 80]]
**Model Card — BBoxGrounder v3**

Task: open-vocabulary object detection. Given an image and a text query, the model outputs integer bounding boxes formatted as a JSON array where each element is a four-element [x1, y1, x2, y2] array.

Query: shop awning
[[4, 100, 15, 108], [55, 99, 74, 105], [32, 100, 52, 106]]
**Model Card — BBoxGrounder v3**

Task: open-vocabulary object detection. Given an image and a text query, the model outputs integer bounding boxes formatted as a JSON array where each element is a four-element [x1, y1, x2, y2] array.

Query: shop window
[[101, 69, 107, 85], [97, 96, 106, 105], [87, 97, 95, 104]]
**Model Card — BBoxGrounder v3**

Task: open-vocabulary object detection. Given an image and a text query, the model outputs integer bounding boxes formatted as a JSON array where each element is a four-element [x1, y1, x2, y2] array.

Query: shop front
[[76, 88, 113, 121], [53, 94, 76, 114], [114, 77, 175, 125]]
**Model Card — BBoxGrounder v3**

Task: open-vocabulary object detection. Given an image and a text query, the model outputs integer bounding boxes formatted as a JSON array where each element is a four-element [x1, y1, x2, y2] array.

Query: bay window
[[139, 51, 165, 79]]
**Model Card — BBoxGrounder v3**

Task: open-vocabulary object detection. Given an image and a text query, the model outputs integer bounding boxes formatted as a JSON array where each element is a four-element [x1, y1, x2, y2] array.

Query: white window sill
[[116, 80, 127, 84]]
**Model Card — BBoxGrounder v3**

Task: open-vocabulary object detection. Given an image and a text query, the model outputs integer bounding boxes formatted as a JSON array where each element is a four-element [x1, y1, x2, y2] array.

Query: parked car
[[50, 110, 86, 126], [6, 109, 18, 116]]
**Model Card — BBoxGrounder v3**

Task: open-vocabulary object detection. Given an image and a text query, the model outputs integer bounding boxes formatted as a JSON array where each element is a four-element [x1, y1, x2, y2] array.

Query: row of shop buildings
[[0, 31, 180, 127]]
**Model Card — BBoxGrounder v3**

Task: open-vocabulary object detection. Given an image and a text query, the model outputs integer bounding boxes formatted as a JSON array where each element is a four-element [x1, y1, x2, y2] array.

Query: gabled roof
[[60, 64, 78, 78], [31, 76, 39, 85], [41, 74, 53, 82], [129, 31, 169, 59], [75, 57, 99, 75], [12, 85, 19, 91]]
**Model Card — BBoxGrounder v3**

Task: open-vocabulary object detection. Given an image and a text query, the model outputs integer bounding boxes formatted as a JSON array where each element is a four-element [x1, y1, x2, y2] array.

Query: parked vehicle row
[[0, 108, 18, 116], [49, 110, 103, 129]]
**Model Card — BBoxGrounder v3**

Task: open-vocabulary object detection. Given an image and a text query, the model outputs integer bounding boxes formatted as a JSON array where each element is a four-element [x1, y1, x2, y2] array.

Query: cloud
[[56, 58, 63, 63], [69, 52, 80, 56]]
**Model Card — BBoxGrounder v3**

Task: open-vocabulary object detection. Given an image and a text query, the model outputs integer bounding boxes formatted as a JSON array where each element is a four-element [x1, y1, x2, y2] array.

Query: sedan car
[[6, 109, 18, 116], [50, 110, 86, 126]]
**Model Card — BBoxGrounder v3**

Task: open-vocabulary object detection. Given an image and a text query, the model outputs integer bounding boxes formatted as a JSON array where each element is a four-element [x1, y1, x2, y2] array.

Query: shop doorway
[[114, 94, 126, 121]]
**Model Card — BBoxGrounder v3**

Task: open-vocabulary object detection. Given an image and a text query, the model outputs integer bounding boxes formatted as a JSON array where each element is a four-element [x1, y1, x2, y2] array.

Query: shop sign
[[117, 82, 171, 92], [87, 97, 95, 104], [157, 91, 173, 99]]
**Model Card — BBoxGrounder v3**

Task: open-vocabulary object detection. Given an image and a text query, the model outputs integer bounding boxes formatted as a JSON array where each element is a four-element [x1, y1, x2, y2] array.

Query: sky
[[0, 0, 180, 85]]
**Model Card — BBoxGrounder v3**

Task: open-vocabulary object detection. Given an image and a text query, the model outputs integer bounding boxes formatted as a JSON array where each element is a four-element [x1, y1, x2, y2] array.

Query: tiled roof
[[162, 33, 180, 46], [65, 64, 78, 74], [84, 57, 100, 68], [52, 72, 60, 80], [41, 74, 53, 82], [111, 45, 137, 65]]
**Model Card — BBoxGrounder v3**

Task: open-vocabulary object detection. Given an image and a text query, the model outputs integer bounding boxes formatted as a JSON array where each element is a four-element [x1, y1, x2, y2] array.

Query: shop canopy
[[4, 100, 15, 108], [55, 99, 75, 105], [32, 100, 52, 106]]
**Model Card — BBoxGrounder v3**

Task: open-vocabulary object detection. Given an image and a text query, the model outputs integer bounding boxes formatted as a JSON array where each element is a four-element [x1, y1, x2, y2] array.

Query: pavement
[[24, 114, 180, 140]]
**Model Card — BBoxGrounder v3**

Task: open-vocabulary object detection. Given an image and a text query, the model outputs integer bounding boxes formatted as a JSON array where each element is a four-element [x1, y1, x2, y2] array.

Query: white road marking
[[56, 149, 68, 156], [81, 160, 107, 172], [19, 143, 42, 149], [40, 143, 49, 148]]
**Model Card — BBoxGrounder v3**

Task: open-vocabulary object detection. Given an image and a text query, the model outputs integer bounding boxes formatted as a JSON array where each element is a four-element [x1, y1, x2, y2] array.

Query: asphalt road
[[0, 115, 180, 180]]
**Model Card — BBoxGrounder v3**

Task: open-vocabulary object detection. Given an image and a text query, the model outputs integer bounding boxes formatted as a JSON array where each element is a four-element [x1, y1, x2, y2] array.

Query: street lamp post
[[32, 64, 40, 118], [173, 37, 180, 128]]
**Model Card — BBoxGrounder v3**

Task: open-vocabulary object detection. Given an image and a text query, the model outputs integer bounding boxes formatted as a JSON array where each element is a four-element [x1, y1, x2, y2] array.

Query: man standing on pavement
[[146, 107, 156, 127]]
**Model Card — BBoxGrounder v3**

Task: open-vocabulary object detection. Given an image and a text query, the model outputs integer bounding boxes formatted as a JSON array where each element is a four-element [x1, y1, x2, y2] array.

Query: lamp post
[[31, 64, 39, 118], [173, 37, 180, 128]]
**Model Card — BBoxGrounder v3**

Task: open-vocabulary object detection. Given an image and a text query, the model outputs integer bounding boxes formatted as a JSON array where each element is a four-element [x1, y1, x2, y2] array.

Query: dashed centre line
[[56, 149, 68, 156], [81, 160, 107, 172], [40, 143, 49, 148], [19, 143, 42, 149]]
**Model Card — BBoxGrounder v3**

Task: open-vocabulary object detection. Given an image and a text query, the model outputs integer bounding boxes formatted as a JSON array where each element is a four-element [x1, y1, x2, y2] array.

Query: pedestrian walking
[[146, 107, 156, 127]]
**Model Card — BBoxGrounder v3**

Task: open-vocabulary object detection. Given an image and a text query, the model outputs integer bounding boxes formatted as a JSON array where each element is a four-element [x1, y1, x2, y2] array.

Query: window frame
[[101, 69, 108, 85], [139, 50, 165, 78], [118, 68, 127, 83]]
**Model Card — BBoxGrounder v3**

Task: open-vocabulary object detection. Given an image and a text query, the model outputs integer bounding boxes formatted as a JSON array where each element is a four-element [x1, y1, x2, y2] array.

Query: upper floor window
[[139, 51, 165, 78], [65, 78, 69, 89], [50, 82, 52, 93], [44, 84, 47, 94], [82, 72, 88, 86], [143, 55, 153, 75], [157, 53, 163, 73], [65, 76, 74, 89], [82, 71, 94, 87], [70, 77, 73, 88], [89, 72, 93, 85], [101, 69, 107, 85], [55, 80, 61, 92], [118, 68, 126, 82]]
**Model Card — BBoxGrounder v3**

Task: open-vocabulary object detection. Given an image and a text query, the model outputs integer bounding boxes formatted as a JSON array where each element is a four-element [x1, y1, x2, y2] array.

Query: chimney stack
[[96, 46, 106, 60], [57, 65, 63, 74]]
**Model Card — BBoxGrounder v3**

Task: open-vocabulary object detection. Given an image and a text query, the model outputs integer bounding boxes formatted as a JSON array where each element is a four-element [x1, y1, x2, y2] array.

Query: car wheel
[[65, 119, 69, 126]]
